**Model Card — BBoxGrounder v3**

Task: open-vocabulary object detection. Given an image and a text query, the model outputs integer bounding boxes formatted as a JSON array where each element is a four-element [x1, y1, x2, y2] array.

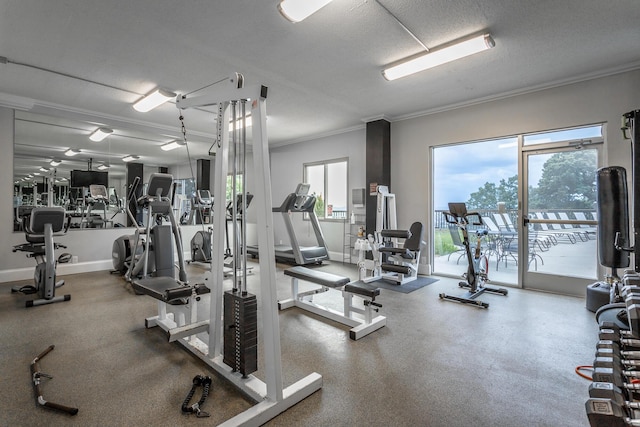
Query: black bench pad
[[284, 266, 350, 288], [381, 263, 411, 274], [344, 282, 380, 298], [133, 277, 210, 304]]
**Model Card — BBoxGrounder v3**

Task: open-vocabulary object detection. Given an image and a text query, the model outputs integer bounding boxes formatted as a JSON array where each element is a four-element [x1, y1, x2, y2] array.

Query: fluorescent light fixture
[[160, 140, 186, 151], [89, 127, 113, 142], [122, 155, 140, 162], [39, 167, 50, 172], [382, 33, 495, 81], [33, 172, 40, 176], [65, 148, 81, 156], [97, 164, 109, 170], [133, 88, 176, 112], [50, 159, 61, 166], [278, 0, 332, 22]]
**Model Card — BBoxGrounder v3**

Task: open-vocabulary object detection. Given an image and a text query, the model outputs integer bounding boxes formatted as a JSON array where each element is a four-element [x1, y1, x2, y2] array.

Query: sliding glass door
[[521, 131, 602, 296], [432, 125, 603, 295]]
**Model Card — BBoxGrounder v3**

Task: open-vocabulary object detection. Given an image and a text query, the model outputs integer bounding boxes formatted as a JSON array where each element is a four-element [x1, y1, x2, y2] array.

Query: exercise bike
[[12, 207, 71, 307], [439, 202, 508, 308]]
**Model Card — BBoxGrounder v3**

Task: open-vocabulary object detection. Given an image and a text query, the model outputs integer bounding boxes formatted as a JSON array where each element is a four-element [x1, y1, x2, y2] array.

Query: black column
[[126, 162, 143, 227], [366, 119, 391, 235], [197, 159, 211, 190]]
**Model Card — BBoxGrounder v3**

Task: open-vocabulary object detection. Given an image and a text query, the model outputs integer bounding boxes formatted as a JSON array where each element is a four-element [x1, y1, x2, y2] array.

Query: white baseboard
[[0, 260, 114, 283]]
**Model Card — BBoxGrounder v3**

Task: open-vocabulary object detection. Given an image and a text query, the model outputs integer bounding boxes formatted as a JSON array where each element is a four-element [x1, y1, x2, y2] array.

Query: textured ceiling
[[2, 0, 640, 179]]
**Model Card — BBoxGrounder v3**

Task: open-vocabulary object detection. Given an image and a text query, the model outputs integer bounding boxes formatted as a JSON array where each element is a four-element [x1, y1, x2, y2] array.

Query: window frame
[[302, 157, 349, 222]]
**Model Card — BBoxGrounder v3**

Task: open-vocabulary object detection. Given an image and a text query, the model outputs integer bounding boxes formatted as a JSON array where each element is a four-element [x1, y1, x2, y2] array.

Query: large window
[[226, 174, 244, 200], [431, 124, 602, 289], [303, 158, 348, 220]]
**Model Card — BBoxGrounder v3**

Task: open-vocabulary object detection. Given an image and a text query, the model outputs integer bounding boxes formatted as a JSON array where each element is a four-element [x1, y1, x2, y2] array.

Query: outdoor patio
[[434, 233, 598, 286]]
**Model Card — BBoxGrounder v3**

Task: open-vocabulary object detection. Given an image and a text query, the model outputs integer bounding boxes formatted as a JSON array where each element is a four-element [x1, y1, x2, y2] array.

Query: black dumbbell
[[592, 366, 640, 388]]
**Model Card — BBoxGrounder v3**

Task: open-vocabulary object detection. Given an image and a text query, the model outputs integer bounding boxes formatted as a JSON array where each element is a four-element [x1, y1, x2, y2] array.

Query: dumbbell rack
[[586, 271, 640, 426], [585, 110, 640, 426]]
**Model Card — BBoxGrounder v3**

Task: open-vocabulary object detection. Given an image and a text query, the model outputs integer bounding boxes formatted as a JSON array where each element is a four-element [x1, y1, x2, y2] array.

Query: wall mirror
[[13, 110, 211, 231]]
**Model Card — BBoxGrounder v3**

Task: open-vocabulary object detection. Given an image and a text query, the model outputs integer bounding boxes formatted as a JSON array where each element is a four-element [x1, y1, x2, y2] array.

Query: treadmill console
[[197, 190, 213, 206], [294, 183, 312, 210]]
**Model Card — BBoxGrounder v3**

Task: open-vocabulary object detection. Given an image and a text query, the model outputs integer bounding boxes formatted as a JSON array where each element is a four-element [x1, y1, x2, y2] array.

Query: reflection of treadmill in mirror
[[249, 183, 329, 265]]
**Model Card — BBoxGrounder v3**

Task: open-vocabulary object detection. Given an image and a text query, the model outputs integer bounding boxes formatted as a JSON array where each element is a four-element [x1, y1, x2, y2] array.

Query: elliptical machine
[[12, 207, 71, 307], [439, 202, 508, 308], [112, 174, 184, 285]]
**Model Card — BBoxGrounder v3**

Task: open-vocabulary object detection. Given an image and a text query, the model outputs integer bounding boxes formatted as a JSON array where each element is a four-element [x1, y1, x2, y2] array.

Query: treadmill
[[247, 183, 329, 265]]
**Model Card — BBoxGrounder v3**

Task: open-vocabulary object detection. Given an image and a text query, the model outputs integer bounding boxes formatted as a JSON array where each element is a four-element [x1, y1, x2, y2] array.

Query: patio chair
[[492, 213, 516, 233], [447, 225, 466, 264], [497, 228, 545, 271], [534, 212, 577, 244], [555, 212, 590, 242], [573, 211, 597, 240], [483, 216, 515, 269]]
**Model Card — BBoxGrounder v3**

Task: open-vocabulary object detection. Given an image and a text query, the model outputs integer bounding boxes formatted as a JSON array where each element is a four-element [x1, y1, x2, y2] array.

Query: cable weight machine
[[174, 74, 322, 426]]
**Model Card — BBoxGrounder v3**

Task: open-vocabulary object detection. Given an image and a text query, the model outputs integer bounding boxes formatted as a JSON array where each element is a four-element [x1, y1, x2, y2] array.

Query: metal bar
[[527, 219, 597, 226]]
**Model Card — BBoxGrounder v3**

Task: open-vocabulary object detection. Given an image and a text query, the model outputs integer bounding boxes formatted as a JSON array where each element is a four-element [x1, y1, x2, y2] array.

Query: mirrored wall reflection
[[12, 110, 206, 232]]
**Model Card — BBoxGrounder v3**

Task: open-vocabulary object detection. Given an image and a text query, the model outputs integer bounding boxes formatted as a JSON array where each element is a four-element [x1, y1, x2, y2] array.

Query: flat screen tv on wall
[[70, 170, 108, 188]]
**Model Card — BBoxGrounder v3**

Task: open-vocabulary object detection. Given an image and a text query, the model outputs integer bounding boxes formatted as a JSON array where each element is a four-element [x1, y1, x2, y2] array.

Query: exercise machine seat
[[284, 266, 350, 288], [24, 207, 66, 244], [404, 222, 425, 252], [132, 277, 210, 305], [344, 282, 380, 299]]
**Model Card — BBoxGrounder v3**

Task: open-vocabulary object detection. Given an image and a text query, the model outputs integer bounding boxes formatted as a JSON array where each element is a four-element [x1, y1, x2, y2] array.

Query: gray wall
[[268, 129, 366, 260]]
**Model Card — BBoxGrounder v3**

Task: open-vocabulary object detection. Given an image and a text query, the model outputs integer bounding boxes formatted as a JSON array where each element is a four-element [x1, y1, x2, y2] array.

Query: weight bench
[[133, 277, 211, 343], [279, 266, 386, 340]]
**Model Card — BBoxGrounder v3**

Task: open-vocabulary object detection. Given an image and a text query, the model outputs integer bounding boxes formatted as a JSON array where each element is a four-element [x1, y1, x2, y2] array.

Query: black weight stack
[[223, 290, 258, 377]]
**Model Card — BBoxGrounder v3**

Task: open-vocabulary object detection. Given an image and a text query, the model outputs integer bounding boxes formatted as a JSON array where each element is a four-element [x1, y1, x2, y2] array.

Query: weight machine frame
[[174, 75, 322, 426]]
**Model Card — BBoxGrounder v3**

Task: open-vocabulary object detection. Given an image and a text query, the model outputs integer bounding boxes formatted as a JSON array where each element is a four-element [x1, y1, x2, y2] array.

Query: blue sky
[[432, 126, 602, 210], [433, 137, 517, 210]]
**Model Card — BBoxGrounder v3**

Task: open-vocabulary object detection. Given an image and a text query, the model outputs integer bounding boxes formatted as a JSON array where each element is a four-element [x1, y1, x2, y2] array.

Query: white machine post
[[375, 185, 397, 238], [175, 75, 322, 426]]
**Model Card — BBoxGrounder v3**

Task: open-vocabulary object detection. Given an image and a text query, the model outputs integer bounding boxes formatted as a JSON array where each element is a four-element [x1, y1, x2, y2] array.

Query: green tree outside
[[528, 149, 596, 210], [314, 193, 324, 218]]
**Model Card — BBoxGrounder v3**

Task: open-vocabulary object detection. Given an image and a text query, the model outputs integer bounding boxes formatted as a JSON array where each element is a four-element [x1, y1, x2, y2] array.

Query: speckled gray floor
[[0, 260, 598, 426]]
